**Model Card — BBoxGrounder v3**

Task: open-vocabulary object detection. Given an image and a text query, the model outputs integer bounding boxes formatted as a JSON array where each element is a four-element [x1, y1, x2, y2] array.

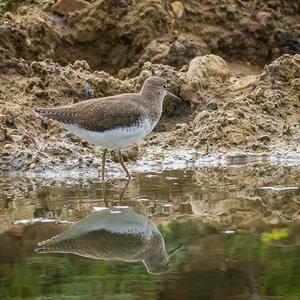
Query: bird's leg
[[117, 150, 132, 181], [101, 149, 108, 204], [101, 148, 107, 183], [119, 179, 130, 202]]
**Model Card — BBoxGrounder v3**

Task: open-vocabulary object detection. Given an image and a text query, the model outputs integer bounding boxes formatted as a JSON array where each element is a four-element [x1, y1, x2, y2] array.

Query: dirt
[[1, 0, 299, 74], [0, 0, 299, 173], [149, 53, 300, 153]]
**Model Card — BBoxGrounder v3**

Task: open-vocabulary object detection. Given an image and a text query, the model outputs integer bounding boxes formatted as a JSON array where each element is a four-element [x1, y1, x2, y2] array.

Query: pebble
[[52, 0, 90, 15], [170, 1, 184, 18]]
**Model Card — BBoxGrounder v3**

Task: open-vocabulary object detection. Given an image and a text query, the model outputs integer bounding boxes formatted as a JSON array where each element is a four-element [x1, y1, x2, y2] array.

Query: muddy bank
[[151, 53, 300, 153], [0, 51, 299, 173], [0, 0, 299, 173]]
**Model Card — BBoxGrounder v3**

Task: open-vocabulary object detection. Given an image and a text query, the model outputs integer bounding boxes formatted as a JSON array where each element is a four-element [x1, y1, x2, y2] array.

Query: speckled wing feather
[[34, 104, 79, 123], [35, 94, 146, 132]]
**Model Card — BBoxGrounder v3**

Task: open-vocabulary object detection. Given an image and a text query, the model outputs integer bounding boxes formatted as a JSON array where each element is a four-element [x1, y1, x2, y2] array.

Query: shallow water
[[1, 160, 300, 299]]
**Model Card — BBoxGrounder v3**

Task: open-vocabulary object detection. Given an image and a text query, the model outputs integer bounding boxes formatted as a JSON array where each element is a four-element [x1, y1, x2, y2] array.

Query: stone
[[170, 1, 184, 18], [187, 54, 230, 87], [275, 32, 300, 56], [52, 0, 90, 16], [72, 60, 91, 71], [0, 127, 6, 141], [256, 11, 271, 27], [110, 144, 139, 163], [230, 75, 257, 91], [3, 143, 13, 150], [29, 163, 36, 169], [2, 143, 14, 154]]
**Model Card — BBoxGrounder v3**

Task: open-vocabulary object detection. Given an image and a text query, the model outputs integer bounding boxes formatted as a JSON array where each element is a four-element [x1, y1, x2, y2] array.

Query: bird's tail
[[35, 235, 82, 255], [34, 107, 77, 123], [34, 235, 60, 253]]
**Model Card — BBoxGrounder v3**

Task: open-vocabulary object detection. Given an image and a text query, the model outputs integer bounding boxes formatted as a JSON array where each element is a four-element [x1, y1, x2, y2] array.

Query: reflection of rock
[[191, 164, 300, 228], [36, 207, 180, 274]]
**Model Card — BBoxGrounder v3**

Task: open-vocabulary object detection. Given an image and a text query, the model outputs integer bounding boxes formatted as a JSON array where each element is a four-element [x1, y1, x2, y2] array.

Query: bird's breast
[[60, 118, 156, 150]]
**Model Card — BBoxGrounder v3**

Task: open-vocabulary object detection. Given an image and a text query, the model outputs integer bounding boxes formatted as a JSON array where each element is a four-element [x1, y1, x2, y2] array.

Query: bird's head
[[141, 76, 182, 102], [143, 244, 183, 274]]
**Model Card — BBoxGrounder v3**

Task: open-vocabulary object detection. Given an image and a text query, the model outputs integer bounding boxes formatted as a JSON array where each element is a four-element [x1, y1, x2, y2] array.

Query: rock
[[136, 35, 202, 69], [187, 54, 230, 87], [29, 162, 36, 169], [3, 143, 13, 150], [230, 75, 257, 91], [262, 54, 300, 82], [1, 0, 299, 74], [52, 0, 91, 16], [72, 60, 91, 71], [0, 127, 6, 141], [275, 31, 300, 56], [256, 11, 271, 27], [2, 143, 14, 154], [170, 1, 184, 18], [164, 36, 201, 67], [110, 144, 139, 163], [0, 0, 174, 73], [152, 53, 300, 152]]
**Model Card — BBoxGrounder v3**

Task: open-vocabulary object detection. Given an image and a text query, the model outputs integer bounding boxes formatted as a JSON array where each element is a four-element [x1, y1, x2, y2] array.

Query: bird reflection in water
[[35, 207, 182, 274]]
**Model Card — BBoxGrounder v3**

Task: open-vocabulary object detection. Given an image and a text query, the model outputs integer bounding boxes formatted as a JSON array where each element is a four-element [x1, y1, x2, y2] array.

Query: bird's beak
[[167, 90, 182, 102], [167, 244, 184, 258]]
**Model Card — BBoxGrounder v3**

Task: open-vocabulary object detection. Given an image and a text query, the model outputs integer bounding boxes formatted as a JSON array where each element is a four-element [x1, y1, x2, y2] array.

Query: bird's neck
[[139, 89, 165, 121]]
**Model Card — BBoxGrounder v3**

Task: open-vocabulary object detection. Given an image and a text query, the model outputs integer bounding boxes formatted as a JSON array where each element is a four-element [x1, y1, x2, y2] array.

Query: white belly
[[60, 119, 155, 150]]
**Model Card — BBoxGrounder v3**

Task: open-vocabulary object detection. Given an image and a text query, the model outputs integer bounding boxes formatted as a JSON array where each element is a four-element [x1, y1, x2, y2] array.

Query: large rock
[[187, 54, 230, 87]]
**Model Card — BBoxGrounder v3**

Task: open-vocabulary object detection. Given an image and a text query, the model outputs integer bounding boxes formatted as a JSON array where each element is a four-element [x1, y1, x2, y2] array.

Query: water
[[1, 161, 300, 299]]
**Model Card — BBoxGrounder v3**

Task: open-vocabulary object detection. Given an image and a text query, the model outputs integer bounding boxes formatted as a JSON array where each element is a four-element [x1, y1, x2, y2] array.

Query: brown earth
[[1, 0, 299, 74], [0, 0, 299, 173], [148, 53, 300, 153]]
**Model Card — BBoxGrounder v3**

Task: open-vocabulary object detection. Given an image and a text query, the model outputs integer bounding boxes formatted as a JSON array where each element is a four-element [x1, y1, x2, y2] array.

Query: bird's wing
[[35, 94, 145, 132]]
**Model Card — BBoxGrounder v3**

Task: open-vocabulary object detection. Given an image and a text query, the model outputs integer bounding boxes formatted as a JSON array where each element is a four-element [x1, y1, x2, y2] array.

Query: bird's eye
[[163, 84, 167, 89]]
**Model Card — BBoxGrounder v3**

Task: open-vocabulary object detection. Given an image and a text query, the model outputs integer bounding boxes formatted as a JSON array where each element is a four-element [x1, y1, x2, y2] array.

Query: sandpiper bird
[[35, 207, 182, 274], [34, 76, 181, 181]]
